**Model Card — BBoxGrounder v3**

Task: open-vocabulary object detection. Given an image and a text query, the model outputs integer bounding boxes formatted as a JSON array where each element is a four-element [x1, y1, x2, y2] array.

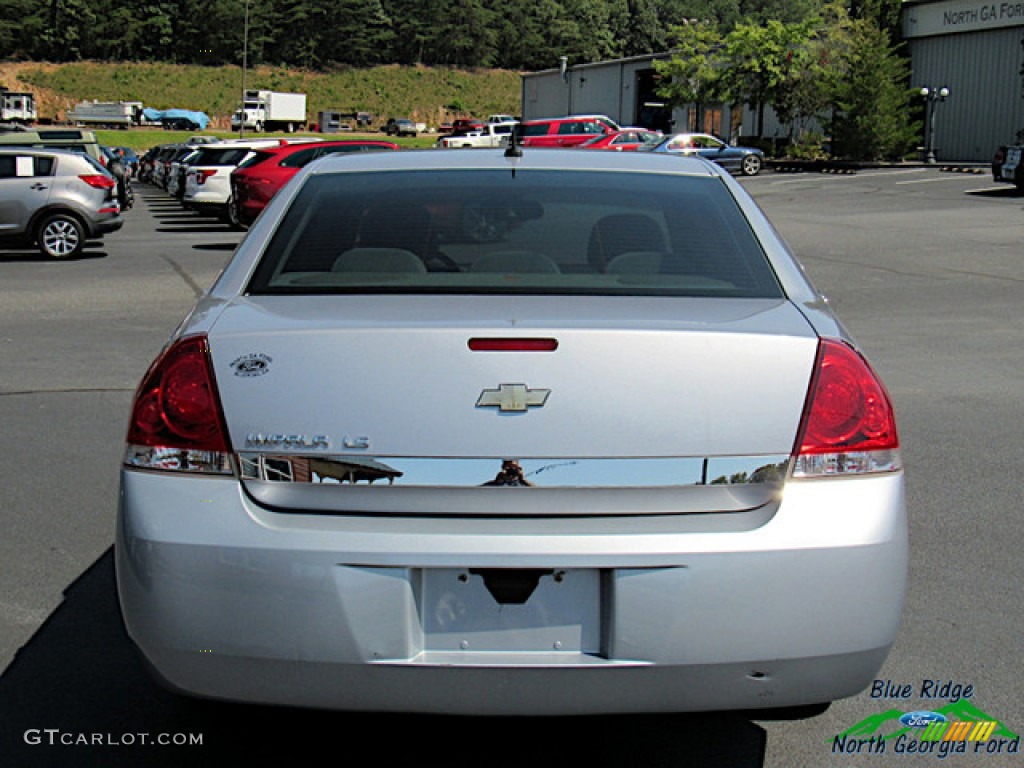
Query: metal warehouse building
[[904, 0, 1024, 161], [521, 0, 1024, 162], [520, 54, 750, 143]]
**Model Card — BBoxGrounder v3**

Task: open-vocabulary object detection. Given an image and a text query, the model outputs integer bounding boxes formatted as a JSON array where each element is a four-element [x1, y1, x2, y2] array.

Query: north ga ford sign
[[904, 0, 1024, 37]]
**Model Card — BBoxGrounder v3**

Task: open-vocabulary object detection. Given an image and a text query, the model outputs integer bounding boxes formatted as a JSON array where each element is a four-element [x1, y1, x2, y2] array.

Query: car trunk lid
[[207, 294, 818, 514]]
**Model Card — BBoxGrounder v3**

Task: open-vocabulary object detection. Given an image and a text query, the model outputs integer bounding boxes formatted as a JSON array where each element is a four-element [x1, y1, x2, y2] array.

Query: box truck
[[231, 90, 307, 133]]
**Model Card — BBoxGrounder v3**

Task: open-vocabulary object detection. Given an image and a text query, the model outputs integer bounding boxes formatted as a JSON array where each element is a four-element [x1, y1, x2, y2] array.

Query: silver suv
[[0, 147, 124, 258]]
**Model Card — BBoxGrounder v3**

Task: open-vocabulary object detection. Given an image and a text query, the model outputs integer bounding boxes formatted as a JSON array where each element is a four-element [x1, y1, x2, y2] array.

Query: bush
[[786, 132, 830, 160]]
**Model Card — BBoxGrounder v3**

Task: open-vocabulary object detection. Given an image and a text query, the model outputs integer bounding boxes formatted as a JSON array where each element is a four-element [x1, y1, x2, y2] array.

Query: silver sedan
[[117, 148, 906, 715], [644, 132, 766, 176]]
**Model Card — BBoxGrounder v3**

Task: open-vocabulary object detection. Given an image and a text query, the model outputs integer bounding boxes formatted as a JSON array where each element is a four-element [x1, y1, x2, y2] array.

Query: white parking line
[[895, 177, 949, 185], [963, 186, 1010, 194], [853, 168, 929, 177], [768, 168, 930, 185]]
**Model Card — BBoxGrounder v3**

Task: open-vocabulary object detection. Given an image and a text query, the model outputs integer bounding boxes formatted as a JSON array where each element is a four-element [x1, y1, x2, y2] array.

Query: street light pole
[[240, 0, 250, 138], [920, 86, 949, 164], [559, 56, 570, 115]]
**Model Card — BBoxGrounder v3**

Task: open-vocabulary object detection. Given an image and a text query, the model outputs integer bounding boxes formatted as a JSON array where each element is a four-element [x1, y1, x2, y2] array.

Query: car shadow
[[155, 227, 236, 234], [151, 211, 232, 233], [0, 245, 108, 262], [0, 550, 768, 768], [149, 210, 211, 219], [192, 242, 240, 252]]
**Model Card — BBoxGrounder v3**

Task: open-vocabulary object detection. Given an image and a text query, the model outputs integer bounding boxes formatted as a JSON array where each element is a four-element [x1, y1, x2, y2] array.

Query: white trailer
[[231, 90, 307, 133], [0, 89, 37, 124], [68, 100, 145, 129]]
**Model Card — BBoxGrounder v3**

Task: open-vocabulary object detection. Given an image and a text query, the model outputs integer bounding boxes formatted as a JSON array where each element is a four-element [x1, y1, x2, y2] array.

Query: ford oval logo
[[899, 711, 947, 728]]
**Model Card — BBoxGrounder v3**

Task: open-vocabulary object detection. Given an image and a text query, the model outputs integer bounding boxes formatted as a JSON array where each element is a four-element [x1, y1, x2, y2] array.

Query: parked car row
[[140, 137, 399, 228], [441, 114, 766, 176], [132, 116, 761, 240]]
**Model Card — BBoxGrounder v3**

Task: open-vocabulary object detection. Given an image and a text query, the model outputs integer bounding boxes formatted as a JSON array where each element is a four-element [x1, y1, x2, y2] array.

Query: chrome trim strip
[[238, 453, 790, 517], [238, 453, 790, 488]]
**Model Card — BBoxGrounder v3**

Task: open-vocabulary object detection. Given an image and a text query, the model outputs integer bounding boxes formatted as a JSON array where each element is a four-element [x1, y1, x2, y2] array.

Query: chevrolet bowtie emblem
[[476, 383, 550, 412]]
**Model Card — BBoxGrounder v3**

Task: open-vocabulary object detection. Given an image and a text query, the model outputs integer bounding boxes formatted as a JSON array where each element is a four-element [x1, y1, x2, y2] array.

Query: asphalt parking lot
[[1, 167, 1021, 767]]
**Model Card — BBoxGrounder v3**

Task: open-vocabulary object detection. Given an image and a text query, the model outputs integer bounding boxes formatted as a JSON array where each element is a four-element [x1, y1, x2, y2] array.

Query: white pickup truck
[[437, 122, 516, 148]]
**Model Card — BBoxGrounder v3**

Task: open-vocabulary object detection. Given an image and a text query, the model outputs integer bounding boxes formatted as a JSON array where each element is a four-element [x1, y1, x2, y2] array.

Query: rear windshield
[[246, 168, 782, 299], [237, 150, 274, 170], [190, 147, 254, 166]]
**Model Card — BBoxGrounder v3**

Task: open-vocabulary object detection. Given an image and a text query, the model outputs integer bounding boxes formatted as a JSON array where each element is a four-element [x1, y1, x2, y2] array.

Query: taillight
[[79, 174, 116, 189], [792, 339, 901, 477], [195, 169, 217, 185], [124, 335, 233, 474]]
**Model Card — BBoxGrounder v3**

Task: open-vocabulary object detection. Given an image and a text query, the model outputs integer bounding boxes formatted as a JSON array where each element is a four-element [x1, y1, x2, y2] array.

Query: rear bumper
[[183, 184, 229, 209], [234, 195, 265, 225], [89, 215, 124, 237], [117, 470, 907, 715]]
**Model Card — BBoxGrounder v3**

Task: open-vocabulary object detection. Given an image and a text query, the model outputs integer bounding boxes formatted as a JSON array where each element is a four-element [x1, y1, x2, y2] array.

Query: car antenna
[[504, 125, 523, 159]]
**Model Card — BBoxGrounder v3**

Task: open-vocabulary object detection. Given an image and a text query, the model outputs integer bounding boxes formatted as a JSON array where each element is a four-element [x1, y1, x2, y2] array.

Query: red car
[[517, 115, 619, 147], [578, 128, 662, 151], [450, 118, 485, 135], [229, 139, 399, 227]]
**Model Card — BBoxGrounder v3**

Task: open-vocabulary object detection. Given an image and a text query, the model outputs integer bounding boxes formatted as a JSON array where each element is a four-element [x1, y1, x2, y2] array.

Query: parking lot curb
[[937, 165, 986, 174], [767, 159, 988, 175]]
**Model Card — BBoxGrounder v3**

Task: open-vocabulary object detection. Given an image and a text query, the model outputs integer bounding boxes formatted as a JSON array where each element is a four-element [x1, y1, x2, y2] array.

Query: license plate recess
[[419, 568, 601, 654]]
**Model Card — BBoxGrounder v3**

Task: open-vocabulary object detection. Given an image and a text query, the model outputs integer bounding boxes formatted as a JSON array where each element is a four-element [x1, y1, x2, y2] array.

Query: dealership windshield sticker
[[831, 680, 1019, 759]]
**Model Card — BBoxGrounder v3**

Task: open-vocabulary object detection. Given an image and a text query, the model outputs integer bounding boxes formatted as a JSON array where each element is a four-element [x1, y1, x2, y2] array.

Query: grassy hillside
[[6, 61, 522, 131]]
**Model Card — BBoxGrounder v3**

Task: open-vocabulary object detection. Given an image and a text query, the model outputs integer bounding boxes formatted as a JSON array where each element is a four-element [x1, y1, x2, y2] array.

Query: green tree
[[741, 0, 827, 25], [616, 0, 667, 56], [760, 14, 841, 141], [340, 0, 394, 67], [829, 19, 918, 159], [383, 0, 434, 64], [717, 20, 814, 138], [263, 0, 325, 69], [546, 0, 619, 64], [653, 22, 724, 132], [490, 0, 555, 69], [661, 0, 742, 32], [848, 0, 903, 35], [40, 0, 96, 61], [0, 0, 47, 59], [433, 0, 496, 67], [172, 0, 243, 66]]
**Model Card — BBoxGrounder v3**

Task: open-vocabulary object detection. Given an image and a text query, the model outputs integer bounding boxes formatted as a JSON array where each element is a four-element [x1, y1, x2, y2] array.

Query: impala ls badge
[[476, 383, 550, 412]]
